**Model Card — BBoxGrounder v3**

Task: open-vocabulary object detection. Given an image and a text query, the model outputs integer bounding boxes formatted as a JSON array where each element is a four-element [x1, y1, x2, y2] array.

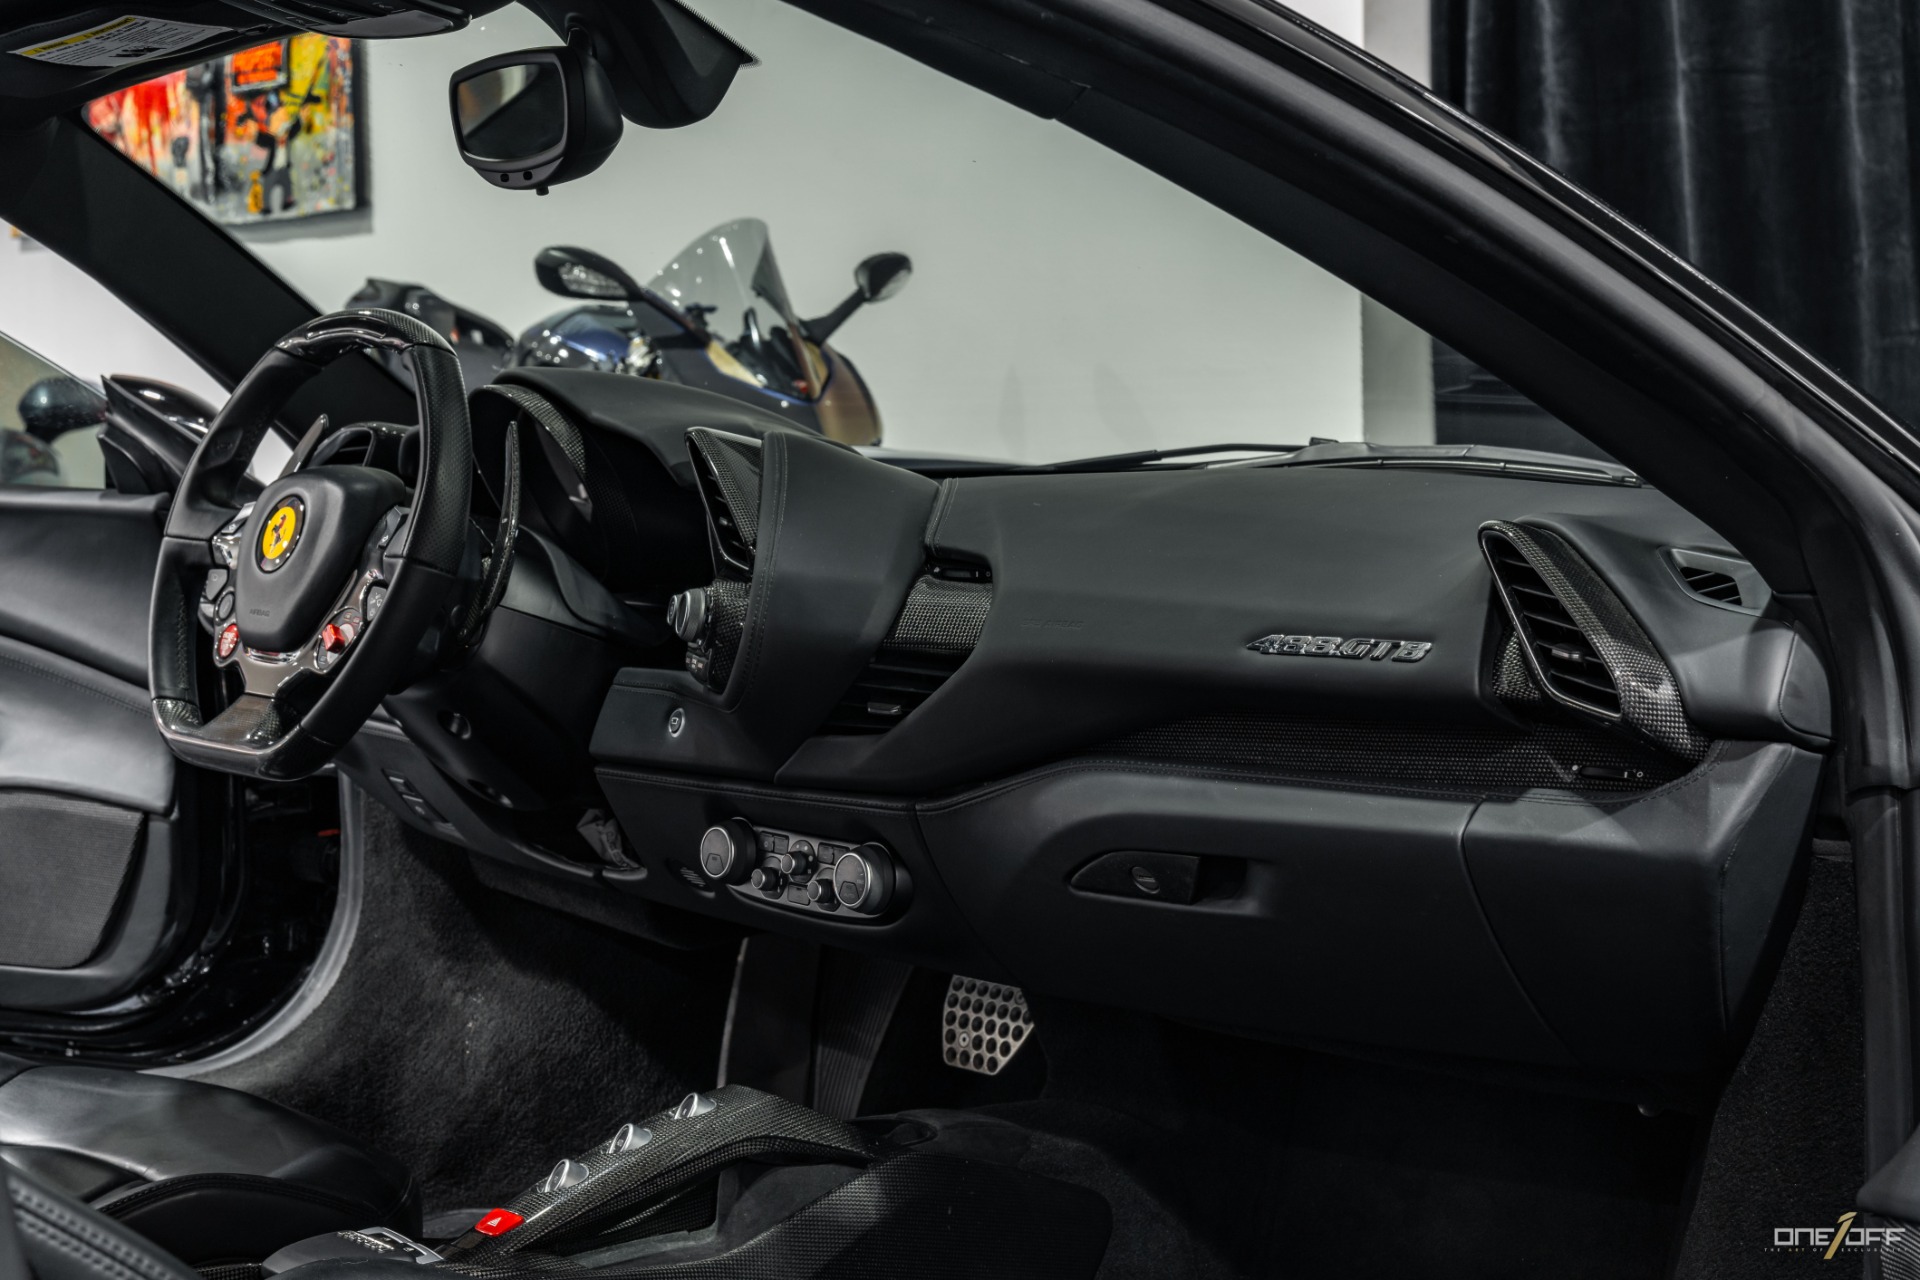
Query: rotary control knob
[[831, 844, 896, 914], [697, 819, 757, 885], [666, 588, 710, 644], [773, 838, 815, 881], [749, 864, 786, 896], [805, 879, 839, 911]]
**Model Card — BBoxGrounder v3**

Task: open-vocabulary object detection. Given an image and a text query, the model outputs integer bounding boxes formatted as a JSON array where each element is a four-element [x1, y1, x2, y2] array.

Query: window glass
[[0, 230, 306, 489], [0, 331, 107, 488], [81, 1, 1593, 468]]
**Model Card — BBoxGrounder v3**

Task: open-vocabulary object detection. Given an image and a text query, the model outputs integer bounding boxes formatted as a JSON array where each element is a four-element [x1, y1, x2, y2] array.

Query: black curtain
[[1433, 0, 1920, 430]]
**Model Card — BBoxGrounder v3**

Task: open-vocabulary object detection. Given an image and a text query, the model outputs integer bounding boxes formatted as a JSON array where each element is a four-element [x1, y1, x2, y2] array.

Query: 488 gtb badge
[[1249, 634, 1432, 663]]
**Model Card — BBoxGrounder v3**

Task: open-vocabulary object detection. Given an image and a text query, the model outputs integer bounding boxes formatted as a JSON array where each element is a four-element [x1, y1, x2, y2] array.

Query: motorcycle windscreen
[[648, 219, 827, 400]]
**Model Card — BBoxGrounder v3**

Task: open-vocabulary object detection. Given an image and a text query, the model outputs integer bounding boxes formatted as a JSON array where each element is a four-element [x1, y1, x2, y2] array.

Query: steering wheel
[[149, 309, 473, 779]]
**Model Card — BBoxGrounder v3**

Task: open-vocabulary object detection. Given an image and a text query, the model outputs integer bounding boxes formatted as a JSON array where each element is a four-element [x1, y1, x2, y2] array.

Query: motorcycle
[[346, 219, 911, 446]]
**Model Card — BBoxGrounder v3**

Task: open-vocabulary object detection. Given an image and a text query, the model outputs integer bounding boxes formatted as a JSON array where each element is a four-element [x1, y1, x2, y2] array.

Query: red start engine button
[[216, 623, 240, 660], [472, 1209, 523, 1237]]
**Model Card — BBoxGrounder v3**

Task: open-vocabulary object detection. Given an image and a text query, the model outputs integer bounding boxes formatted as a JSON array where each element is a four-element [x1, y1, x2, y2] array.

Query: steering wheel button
[[215, 591, 235, 622], [202, 568, 228, 601], [215, 623, 240, 660], [321, 624, 348, 654]]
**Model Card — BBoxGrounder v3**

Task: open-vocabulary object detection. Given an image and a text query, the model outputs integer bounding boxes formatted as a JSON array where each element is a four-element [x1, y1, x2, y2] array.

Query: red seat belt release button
[[473, 1208, 524, 1237]]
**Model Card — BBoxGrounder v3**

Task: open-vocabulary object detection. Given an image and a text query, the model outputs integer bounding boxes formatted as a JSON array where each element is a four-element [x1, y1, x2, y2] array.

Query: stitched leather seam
[[596, 767, 909, 815], [95, 1172, 371, 1220], [17, 1215, 158, 1280], [733, 436, 788, 709], [0, 650, 149, 715], [916, 754, 1719, 815], [17, 1186, 182, 1280]]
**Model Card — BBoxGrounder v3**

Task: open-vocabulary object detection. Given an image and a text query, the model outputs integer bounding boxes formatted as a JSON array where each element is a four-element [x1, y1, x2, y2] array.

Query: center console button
[[832, 844, 896, 914], [666, 588, 709, 643], [669, 1092, 716, 1120], [697, 819, 758, 885], [774, 839, 815, 880], [605, 1122, 652, 1154], [539, 1158, 588, 1193], [471, 1208, 523, 1237]]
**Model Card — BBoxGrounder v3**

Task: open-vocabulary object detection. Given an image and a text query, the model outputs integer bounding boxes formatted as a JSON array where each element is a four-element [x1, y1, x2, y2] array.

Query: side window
[[0, 331, 107, 489], [0, 225, 231, 490]]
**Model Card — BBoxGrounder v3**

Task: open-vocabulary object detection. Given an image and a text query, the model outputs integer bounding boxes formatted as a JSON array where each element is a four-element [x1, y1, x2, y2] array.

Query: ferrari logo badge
[[258, 499, 303, 572]]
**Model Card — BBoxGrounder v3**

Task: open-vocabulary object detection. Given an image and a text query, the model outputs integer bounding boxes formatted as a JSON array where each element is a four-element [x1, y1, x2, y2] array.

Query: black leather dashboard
[[356, 371, 1835, 1088]]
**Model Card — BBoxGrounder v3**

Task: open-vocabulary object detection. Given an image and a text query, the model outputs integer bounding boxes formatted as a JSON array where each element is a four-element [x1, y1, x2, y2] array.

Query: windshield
[[650, 219, 822, 399], [68, 0, 1600, 466]]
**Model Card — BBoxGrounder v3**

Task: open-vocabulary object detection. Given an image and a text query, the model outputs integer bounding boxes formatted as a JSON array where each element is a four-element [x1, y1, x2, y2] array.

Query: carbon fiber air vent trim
[[686, 428, 763, 572], [702, 578, 752, 690], [1481, 520, 1709, 761], [822, 574, 994, 734], [883, 576, 993, 654]]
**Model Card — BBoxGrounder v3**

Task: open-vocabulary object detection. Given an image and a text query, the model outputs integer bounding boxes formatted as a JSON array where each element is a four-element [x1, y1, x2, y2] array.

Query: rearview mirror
[[450, 37, 622, 192]]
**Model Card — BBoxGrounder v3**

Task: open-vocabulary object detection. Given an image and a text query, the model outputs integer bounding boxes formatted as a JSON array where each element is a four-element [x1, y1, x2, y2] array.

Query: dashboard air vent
[[1480, 521, 1709, 761], [1678, 565, 1738, 602], [823, 568, 993, 735], [686, 428, 763, 573], [1666, 548, 1769, 615], [823, 650, 970, 734], [1481, 528, 1621, 720]]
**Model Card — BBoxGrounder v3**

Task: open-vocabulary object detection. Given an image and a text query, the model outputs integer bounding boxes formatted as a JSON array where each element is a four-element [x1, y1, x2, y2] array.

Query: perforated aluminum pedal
[[942, 975, 1032, 1075]]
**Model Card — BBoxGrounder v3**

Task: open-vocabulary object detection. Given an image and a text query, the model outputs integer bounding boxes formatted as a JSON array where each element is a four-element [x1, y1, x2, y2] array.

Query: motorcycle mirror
[[534, 245, 700, 335], [534, 245, 645, 301], [856, 253, 913, 303], [804, 252, 913, 345], [449, 33, 622, 193]]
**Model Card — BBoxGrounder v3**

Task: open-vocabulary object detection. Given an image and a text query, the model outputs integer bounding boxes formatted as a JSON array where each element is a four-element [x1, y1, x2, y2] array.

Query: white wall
[[0, 233, 226, 403], [0, 0, 1435, 463]]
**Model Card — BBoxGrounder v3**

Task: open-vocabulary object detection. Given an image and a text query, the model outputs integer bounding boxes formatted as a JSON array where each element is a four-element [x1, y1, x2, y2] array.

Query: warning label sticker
[[11, 15, 228, 69]]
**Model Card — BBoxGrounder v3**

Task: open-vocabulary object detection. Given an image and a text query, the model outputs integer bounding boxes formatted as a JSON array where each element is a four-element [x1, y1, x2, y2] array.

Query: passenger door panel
[[0, 488, 194, 1010]]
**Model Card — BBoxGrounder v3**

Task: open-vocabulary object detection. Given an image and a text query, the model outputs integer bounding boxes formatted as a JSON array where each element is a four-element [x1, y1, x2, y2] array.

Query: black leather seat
[[0, 1054, 418, 1266]]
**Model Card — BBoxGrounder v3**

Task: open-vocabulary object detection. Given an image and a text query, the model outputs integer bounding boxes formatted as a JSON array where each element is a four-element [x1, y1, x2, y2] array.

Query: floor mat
[[989, 1034, 1697, 1280], [190, 796, 737, 1209]]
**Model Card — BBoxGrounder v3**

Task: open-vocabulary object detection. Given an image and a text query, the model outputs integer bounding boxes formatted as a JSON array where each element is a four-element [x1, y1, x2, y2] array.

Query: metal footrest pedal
[[942, 975, 1032, 1075]]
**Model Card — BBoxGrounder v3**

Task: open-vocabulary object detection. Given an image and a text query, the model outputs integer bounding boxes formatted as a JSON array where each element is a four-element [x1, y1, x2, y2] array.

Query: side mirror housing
[[449, 37, 622, 193]]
